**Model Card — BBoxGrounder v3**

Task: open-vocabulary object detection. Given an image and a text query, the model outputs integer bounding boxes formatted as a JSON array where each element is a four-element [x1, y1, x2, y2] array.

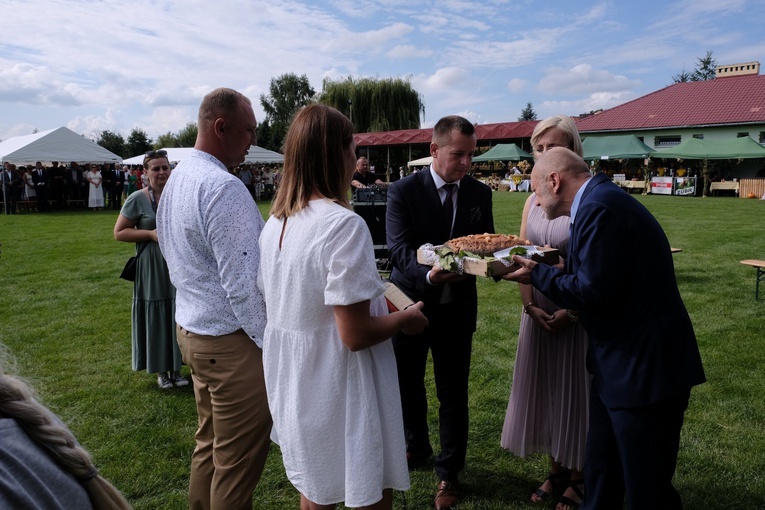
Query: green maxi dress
[[120, 191, 182, 374]]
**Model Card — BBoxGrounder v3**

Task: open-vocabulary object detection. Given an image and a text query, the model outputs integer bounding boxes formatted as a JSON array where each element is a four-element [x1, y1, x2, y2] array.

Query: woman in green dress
[[127, 168, 138, 195], [114, 150, 186, 389]]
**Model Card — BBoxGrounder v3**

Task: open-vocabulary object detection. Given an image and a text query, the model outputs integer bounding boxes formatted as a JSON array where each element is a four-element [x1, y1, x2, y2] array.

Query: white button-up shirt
[[157, 149, 266, 346]]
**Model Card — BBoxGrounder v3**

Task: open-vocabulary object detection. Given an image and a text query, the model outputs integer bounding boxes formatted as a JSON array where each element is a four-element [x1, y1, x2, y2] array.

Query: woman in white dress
[[86, 164, 104, 211], [22, 167, 36, 201], [259, 104, 428, 510]]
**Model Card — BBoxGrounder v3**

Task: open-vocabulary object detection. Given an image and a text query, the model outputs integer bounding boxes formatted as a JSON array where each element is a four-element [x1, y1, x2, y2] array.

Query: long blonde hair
[[270, 104, 354, 219], [0, 349, 132, 509]]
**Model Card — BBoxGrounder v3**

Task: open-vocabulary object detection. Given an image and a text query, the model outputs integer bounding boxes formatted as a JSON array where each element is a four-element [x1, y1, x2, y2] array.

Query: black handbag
[[119, 242, 149, 282]]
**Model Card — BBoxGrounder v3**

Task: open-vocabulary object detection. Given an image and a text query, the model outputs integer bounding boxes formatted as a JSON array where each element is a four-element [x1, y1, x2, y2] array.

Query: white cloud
[[539, 90, 639, 118], [507, 78, 528, 93], [538, 64, 641, 96], [386, 45, 434, 59]]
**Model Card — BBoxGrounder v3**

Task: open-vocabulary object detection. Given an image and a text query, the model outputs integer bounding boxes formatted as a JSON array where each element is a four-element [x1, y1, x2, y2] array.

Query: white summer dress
[[259, 198, 409, 507]]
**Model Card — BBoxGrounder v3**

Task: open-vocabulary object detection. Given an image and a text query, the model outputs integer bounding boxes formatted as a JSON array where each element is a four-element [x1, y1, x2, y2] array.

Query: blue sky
[[2, 0, 764, 145]]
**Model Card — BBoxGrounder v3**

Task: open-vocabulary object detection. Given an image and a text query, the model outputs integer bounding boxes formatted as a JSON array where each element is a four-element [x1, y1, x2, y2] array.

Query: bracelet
[[523, 302, 536, 314]]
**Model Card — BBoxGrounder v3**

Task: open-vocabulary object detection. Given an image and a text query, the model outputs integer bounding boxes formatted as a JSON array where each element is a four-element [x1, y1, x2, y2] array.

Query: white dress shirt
[[156, 149, 267, 346]]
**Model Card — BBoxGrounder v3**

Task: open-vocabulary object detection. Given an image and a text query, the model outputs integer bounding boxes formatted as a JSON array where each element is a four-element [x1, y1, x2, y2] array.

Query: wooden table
[[740, 259, 765, 300], [710, 181, 739, 196]]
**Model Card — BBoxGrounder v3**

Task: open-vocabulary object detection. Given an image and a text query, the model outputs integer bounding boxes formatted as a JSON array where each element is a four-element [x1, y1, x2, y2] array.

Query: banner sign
[[651, 177, 673, 195], [674, 177, 697, 196]]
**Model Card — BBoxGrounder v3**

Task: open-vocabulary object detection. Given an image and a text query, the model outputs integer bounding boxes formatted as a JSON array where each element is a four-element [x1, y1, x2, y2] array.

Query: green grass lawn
[[1, 192, 764, 509]]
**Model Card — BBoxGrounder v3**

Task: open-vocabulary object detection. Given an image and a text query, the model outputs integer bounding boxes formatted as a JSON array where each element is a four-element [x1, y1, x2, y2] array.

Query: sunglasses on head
[[145, 150, 168, 158]]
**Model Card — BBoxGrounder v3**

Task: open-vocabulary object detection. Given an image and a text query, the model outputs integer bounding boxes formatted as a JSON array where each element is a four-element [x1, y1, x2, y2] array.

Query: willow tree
[[318, 76, 424, 133]]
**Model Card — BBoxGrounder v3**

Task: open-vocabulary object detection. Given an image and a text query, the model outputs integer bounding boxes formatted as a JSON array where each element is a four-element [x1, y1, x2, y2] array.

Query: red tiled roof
[[354, 120, 538, 147], [575, 74, 765, 133]]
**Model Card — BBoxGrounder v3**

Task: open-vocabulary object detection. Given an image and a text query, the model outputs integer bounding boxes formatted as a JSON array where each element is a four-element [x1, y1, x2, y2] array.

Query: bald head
[[194, 87, 257, 168], [534, 146, 590, 179], [531, 147, 591, 219]]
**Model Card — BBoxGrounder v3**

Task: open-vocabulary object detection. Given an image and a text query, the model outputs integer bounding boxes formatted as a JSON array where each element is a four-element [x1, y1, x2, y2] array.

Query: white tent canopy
[[407, 155, 432, 167], [0, 127, 122, 164], [244, 145, 284, 164], [123, 146, 284, 166]]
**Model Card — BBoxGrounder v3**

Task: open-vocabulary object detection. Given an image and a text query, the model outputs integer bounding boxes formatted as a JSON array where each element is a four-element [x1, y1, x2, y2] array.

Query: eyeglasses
[[145, 150, 168, 158]]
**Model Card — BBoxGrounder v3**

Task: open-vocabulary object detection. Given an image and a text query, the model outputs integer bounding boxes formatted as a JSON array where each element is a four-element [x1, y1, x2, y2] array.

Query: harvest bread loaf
[[445, 233, 531, 257]]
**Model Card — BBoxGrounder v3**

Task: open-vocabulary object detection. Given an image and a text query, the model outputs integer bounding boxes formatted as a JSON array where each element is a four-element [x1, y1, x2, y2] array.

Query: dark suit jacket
[[109, 169, 126, 191], [532, 173, 705, 408], [386, 168, 494, 330], [31, 168, 48, 189], [2, 170, 23, 196]]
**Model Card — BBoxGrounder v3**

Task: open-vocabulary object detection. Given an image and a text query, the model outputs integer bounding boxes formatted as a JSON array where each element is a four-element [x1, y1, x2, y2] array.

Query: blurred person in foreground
[[114, 150, 185, 390], [0, 344, 131, 510], [259, 103, 428, 509], [501, 115, 590, 510], [502, 147, 705, 510], [156, 87, 271, 510], [386, 115, 494, 509]]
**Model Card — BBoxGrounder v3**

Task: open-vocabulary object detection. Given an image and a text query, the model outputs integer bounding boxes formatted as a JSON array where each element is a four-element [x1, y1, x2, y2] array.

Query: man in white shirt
[[156, 87, 271, 510]]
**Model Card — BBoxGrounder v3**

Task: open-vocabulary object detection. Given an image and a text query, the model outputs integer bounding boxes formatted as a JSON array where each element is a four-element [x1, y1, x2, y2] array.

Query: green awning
[[582, 134, 655, 160], [655, 136, 765, 160], [472, 143, 533, 162]]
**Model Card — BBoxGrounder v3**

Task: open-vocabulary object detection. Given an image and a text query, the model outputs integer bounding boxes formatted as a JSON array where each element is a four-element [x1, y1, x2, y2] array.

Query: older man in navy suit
[[504, 147, 705, 509], [386, 115, 494, 509]]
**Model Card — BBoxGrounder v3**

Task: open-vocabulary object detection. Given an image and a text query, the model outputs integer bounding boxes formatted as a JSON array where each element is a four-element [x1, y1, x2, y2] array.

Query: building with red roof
[[576, 63, 765, 148], [354, 62, 765, 177]]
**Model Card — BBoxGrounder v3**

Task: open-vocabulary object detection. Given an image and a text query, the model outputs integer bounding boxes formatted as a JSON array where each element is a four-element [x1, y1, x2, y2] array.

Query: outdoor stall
[[655, 137, 765, 197], [472, 144, 533, 190]]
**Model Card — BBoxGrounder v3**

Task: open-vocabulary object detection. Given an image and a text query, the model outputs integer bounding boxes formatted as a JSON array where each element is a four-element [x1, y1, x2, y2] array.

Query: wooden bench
[[710, 181, 739, 196], [740, 259, 765, 300]]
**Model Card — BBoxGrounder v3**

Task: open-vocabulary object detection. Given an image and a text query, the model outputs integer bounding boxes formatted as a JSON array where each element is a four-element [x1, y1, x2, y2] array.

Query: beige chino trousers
[[178, 326, 272, 510]]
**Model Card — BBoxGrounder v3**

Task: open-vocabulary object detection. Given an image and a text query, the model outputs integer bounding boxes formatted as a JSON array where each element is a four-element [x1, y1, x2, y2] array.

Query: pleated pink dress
[[500, 194, 590, 470]]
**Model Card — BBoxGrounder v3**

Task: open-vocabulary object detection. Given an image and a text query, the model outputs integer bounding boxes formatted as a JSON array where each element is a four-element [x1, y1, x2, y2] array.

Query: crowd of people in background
[[1, 160, 285, 214], [235, 163, 281, 200]]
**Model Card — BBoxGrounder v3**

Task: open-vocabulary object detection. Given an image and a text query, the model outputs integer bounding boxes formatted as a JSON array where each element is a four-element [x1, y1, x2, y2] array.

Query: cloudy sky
[[2, 0, 764, 144]]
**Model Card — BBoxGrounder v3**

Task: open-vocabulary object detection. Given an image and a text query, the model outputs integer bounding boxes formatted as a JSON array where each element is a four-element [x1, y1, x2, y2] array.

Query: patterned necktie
[[443, 183, 457, 235]]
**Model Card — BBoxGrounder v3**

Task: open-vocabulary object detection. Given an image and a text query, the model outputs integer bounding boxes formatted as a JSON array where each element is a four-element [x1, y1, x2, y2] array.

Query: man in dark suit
[[66, 162, 85, 203], [386, 115, 494, 510], [50, 161, 67, 209], [109, 165, 126, 210], [504, 147, 705, 510], [2, 162, 22, 214], [31, 162, 50, 212]]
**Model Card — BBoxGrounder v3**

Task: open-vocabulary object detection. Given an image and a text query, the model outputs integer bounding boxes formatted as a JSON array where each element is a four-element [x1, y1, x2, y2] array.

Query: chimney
[[715, 61, 760, 78]]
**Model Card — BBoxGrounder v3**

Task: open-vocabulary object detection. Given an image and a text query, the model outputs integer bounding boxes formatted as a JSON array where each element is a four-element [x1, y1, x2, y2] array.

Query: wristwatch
[[565, 309, 579, 323]]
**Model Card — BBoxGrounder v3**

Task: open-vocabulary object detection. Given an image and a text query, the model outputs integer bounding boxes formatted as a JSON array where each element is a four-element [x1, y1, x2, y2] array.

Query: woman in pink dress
[[501, 115, 590, 510]]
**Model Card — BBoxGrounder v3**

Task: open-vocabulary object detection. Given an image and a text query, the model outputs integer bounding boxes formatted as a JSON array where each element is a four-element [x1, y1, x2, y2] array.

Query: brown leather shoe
[[434, 479, 460, 510]]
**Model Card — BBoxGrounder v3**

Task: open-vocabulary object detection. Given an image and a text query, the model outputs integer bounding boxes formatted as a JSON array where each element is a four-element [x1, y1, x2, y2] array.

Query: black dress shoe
[[434, 479, 460, 510], [406, 445, 433, 470]]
